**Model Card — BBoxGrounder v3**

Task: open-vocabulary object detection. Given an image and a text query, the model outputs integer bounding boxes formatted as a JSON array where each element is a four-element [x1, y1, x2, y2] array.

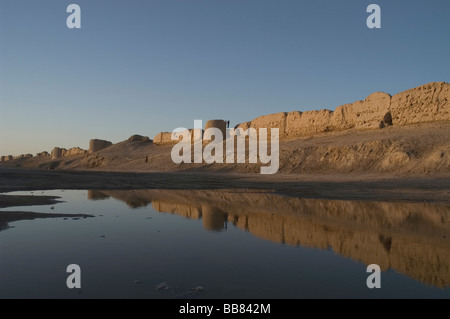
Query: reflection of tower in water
[[201, 204, 227, 231], [87, 190, 110, 201], [147, 199, 228, 231]]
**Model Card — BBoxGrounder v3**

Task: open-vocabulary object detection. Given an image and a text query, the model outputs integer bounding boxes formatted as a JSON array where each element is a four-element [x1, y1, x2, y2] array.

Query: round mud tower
[[205, 119, 227, 140], [51, 147, 63, 159], [89, 139, 113, 154]]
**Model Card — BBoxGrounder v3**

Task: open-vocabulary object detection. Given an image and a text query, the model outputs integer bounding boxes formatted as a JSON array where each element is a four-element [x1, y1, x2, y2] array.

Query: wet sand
[[0, 167, 449, 204]]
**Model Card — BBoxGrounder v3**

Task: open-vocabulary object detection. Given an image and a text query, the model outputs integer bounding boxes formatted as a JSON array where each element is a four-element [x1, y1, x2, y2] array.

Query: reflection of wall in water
[[87, 189, 450, 288], [152, 201, 202, 219], [227, 201, 450, 288], [151, 200, 227, 231], [88, 190, 152, 208]]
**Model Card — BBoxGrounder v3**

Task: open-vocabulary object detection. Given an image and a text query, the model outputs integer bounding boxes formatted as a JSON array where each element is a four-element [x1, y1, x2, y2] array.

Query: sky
[[1, 0, 449, 156]]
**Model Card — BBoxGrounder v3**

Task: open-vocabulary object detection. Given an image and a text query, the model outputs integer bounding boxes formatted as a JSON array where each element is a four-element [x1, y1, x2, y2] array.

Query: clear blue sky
[[1, 0, 449, 155]]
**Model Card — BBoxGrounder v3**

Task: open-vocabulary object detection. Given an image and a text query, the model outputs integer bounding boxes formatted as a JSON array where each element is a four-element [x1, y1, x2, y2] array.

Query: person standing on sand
[[226, 120, 230, 128]]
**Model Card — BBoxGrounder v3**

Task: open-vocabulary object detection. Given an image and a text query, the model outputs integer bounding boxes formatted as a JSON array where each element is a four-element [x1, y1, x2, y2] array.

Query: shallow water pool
[[1, 189, 449, 299]]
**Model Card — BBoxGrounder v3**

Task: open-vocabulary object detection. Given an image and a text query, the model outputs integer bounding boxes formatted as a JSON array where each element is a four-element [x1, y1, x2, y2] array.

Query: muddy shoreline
[[0, 167, 449, 204]]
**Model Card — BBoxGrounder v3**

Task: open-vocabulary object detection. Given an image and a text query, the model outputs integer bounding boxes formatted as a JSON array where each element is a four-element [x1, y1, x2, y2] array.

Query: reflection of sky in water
[[0, 190, 449, 299]]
